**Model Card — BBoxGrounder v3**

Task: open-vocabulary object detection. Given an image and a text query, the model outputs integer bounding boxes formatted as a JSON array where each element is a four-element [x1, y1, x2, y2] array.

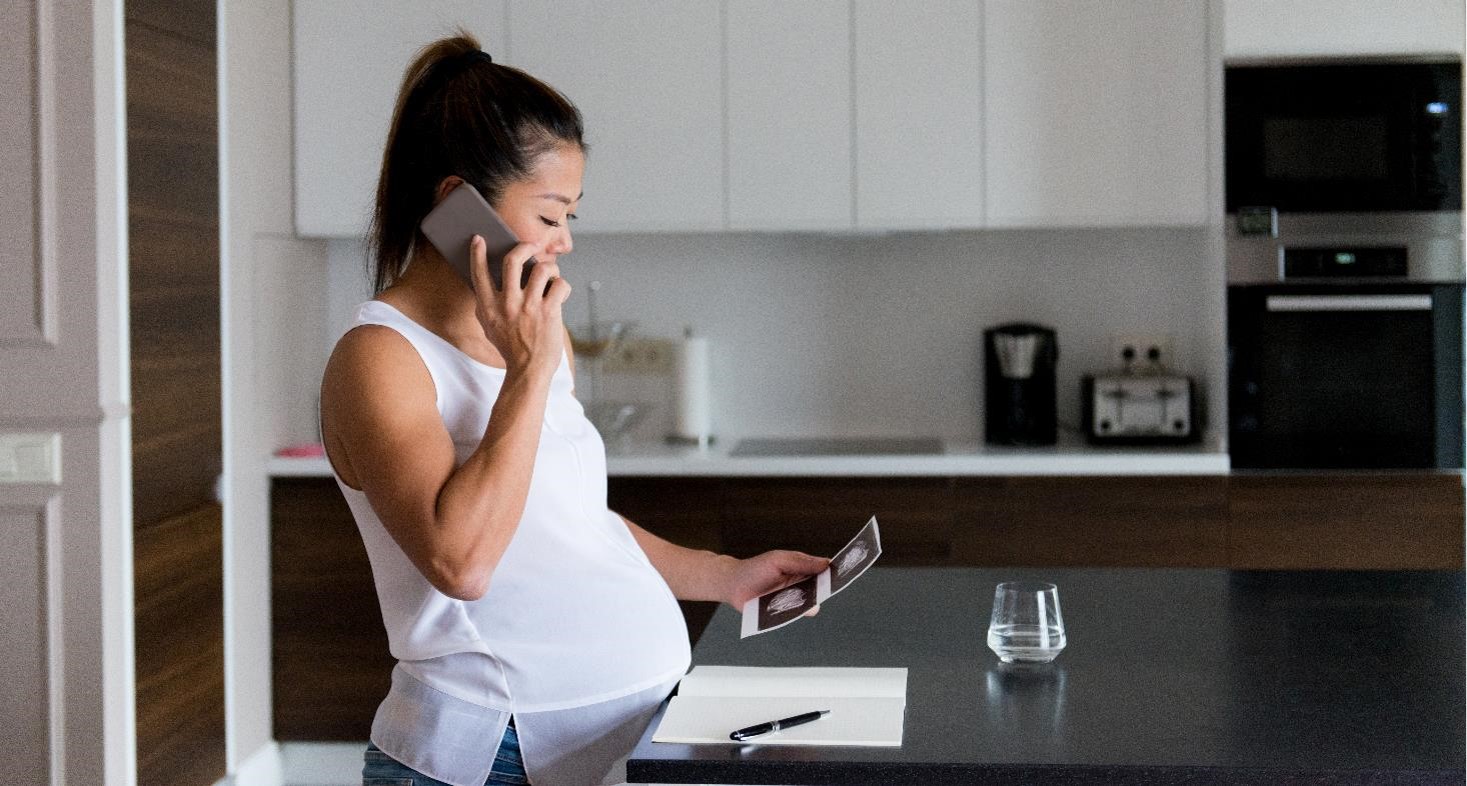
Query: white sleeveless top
[[332, 301, 691, 786]]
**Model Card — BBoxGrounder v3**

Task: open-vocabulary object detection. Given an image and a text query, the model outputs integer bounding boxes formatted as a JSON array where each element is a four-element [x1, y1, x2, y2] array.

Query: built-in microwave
[[1226, 60, 1461, 214]]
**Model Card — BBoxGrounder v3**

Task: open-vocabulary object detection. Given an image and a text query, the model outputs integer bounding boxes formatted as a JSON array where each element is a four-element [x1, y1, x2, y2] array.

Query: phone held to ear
[[419, 182, 536, 292]]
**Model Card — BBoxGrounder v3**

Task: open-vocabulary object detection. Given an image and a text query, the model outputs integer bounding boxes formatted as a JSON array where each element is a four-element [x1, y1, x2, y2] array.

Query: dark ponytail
[[370, 30, 585, 293]]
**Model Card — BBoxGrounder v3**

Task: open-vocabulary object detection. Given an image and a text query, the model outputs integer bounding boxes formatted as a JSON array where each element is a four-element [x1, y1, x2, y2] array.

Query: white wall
[[321, 228, 1226, 449], [220, 0, 331, 775], [0, 0, 134, 784], [1225, 0, 1465, 58]]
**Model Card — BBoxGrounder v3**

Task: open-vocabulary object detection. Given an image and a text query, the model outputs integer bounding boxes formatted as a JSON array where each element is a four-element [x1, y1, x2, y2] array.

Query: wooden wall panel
[[133, 505, 224, 784], [1229, 474, 1465, 569], [271, 479, 393, 740], [127, 7, 221, 527], [126, 0, 223, 782]]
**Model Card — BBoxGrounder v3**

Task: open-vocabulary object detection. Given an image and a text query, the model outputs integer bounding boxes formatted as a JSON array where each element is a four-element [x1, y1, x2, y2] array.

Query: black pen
[[729, 710, 831, 741]]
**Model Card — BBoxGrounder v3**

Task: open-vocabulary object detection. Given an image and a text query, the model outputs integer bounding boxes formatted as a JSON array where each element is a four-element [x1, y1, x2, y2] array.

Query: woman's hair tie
[[430, 49, 494, 86], [460, 49, 493, 67]]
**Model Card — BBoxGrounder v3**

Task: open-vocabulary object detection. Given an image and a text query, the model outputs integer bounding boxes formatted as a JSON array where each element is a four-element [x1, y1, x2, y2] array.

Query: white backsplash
[[320, 226, 1225, 449]]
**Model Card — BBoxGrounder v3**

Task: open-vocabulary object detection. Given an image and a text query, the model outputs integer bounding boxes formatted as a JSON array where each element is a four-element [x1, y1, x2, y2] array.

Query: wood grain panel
[[128, 13, 220, 528], [609, 477, 724, 552], [127, 0, 223, 782], [125, 0, 215, 50], [271, 478, 392, 740], [133, 504, 224, 786], [1228, 474, 1465, 569], [720, 478, 955, 565], [954, 476, 1230, 568]]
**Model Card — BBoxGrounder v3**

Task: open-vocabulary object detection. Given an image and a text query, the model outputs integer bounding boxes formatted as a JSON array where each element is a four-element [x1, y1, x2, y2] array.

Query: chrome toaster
[[1081, 374, 1198, 445]]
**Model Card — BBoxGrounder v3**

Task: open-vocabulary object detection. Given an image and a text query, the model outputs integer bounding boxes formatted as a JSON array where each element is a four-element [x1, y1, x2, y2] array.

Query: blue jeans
[[363, 721, 529, 785]]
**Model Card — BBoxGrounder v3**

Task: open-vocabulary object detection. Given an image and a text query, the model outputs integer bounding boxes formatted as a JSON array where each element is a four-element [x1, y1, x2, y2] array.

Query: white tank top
[[333, 301, 691, 786]]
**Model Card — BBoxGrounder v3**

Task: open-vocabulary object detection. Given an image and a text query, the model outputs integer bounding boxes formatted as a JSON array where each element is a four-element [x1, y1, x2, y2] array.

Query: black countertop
[[626, 568, 1465, 785]]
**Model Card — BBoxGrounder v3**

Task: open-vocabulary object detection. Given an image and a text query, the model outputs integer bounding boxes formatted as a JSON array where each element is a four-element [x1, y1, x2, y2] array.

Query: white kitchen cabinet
[[1225, 0, 1464, 59], [295, 1, 1218, 237], [983, 0, 1210, 228], [726, 1, 853, 231], [507, 2, 723, 233], [292, 1, 507, 238], [853, 1, 985, 230]]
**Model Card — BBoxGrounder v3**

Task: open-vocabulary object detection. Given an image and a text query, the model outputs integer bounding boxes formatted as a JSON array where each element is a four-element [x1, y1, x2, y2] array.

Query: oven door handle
[[1264, 294, 1434, 312]]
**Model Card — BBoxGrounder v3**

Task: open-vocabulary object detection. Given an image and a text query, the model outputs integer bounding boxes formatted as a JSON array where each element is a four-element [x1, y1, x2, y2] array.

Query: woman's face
[[492, 144, 585, 268]]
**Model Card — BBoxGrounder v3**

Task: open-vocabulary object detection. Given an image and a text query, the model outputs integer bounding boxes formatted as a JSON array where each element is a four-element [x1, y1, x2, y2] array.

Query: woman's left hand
[[720, 550, 830, 613]]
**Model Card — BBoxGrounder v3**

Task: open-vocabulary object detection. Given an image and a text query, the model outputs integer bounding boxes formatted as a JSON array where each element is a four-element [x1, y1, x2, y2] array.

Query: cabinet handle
[[1264, 294, 1433, 312]]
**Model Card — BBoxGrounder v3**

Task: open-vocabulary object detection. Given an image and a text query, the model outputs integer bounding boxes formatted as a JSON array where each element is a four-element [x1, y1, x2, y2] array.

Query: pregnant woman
[[318, 32, 827, 786]]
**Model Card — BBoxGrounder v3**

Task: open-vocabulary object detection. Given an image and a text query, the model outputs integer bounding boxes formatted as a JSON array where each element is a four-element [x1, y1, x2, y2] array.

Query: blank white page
[[675, 666, 908, 699]]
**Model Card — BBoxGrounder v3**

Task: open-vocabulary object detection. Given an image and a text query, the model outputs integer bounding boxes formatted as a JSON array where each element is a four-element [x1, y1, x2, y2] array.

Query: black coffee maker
[[984, 323, 1058, 445]]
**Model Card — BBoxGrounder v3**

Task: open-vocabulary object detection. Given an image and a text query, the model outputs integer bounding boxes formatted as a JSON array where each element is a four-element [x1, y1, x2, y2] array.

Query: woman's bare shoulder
[[324, 324, 428, 388], [320, 324, 440, 488]]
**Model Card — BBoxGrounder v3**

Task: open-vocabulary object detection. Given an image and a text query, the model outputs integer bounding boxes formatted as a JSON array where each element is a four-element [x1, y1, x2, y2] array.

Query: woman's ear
[[433, 175, 465, 204]]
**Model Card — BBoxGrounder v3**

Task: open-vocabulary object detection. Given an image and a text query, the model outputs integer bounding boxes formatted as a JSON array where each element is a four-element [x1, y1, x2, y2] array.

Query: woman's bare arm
[[321, 325, 551, 601], [321, 236, 569, 601], [621, 514, 829, 608]]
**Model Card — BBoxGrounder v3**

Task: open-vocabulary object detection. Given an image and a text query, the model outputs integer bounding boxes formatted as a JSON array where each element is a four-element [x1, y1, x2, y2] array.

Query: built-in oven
[[1228, 262, 1463, 470], [1226, 60, 1460, 214]]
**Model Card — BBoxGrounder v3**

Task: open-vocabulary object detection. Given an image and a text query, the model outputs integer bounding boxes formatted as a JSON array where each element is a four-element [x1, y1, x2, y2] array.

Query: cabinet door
[[727, 1, 853, 230], [293, 1, 507, 237], [1228, 475, 1465, 570], [854, 1, 984, 230], [1225, 0, 1465, 59], [508, 2, 724, 232], [720, 478, 955, 565], [953, 477, 1229, 567], [983, 0, 1209, 227]]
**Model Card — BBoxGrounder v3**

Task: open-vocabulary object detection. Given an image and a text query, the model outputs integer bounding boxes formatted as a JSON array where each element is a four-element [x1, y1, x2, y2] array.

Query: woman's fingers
[[775, 551, 830, 577], [522, 259, 561, 302], [468, 235, 491, 294], [500, 241, 542, 297], [545, 275, 572, 308]]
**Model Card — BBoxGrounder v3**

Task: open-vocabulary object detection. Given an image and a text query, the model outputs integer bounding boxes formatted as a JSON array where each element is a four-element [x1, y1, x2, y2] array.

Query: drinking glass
[[987, 581, 1066, 664]]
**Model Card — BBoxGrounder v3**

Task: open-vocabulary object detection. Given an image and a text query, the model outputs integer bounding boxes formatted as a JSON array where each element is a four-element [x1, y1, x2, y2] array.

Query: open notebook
[[651, 666, 907, 746]]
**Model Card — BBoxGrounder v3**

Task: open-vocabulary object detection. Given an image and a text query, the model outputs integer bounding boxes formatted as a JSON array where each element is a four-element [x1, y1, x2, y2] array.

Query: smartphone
[[419, 182, 535, 291]]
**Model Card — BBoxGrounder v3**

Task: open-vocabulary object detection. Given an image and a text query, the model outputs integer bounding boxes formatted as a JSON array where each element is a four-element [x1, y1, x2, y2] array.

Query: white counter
[[268, 435, 1230, 478]]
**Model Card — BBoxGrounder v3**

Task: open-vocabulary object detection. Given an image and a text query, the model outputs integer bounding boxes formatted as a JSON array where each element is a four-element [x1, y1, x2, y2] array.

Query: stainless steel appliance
[[1225, 59, 1465, 470], [1225, 60, 1460, 215], [1082, 374, 1198, 445], [1228, 277, 1464, 469], [984, 323, 1058, 446]]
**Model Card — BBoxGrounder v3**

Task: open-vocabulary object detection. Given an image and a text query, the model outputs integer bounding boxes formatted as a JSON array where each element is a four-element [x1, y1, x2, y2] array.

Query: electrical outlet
[[602, 337, 675, 374], [1111, 334, 1174, 373]]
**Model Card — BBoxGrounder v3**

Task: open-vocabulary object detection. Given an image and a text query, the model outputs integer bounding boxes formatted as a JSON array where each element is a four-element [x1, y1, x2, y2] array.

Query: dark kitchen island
[[626, 567, 1464, 785]]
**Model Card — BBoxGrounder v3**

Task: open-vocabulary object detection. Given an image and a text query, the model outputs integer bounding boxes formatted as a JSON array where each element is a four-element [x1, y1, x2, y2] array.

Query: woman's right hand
[[468, 234, 572, 378]]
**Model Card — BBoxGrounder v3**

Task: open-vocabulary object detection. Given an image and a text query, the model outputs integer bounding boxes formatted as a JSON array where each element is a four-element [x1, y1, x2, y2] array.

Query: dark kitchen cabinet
[[952, 476, 1230, 567], [1228, 473, 1464, 569], [271, 478, 392, 741]]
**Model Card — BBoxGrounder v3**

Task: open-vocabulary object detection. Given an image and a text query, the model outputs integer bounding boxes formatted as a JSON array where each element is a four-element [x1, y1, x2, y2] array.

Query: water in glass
[[987, 581, 1066, 664]]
